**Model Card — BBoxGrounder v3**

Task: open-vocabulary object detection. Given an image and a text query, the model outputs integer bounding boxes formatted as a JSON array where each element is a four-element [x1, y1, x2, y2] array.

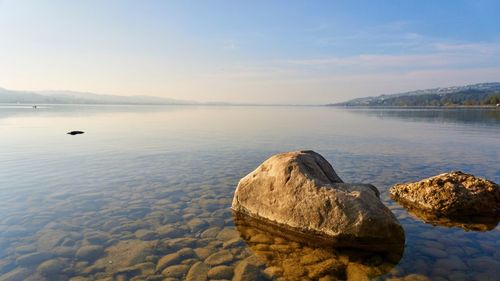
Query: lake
[[0, 105, 499, 281]]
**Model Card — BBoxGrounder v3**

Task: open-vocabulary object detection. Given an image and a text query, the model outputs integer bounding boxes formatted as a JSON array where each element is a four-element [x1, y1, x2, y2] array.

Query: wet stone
[[185, 261, 209, 281], [76, 245, 104, 261], [194, 248, 214, 260], [216, 228, 240, 241], [207, 265, 234, 279], [204, 250, 234, 266], [0, 267, 33, 281], [37, 259, 66, 276], [187, 218, 208, 233], [233, 261, 266, 281], [156, 253, 181, 272], [162, 264, 190, 278], [16, 251, 53, 266], [14, 245, 36, 255], [135, 229, 158, 241], [200, 227, 221, 239]]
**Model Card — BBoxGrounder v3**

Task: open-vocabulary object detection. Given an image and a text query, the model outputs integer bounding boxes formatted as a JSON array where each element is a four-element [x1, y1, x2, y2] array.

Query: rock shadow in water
[[233, 212, 404, 280], [399, 203, 499, 231]]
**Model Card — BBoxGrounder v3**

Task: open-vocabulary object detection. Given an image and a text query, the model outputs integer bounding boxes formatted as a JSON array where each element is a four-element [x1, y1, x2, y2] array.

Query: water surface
[[0, 105, 499, 281]]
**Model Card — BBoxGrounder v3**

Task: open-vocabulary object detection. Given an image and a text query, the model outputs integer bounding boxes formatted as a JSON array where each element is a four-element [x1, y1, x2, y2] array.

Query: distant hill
[[0, 88, 197, 105], [332, 83, 500, 106]]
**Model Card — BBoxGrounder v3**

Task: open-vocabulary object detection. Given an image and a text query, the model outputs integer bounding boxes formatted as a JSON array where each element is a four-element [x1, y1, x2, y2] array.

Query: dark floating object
[[67, 131, 84, 135]]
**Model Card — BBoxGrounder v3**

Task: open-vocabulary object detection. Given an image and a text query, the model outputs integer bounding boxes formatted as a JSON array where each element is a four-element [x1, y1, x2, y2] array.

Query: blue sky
[[1, 0, 499, 104]]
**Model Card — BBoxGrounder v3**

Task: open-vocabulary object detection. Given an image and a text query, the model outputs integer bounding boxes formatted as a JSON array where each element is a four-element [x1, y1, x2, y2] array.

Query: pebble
[[216, 228, 240, 241], [162, 264, 190, 278], [204, 250, 234, 266], [16, 251, 53, 266], [75, 245, 104, 261], [185, 261, 209, 281], [36, 258, 66, 276], [207, 265, 234, 279], [156, 253, 181, 272]]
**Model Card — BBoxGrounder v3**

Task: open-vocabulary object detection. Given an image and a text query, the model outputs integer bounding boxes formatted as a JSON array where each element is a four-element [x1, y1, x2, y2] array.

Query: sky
[[1, 0, 500, 104]]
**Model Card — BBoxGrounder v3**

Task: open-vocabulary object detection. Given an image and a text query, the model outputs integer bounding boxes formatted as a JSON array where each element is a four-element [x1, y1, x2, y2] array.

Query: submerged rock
[[390, 171, 500, 216], [234, 213, 403, 280], [231, 150, 404, 251]]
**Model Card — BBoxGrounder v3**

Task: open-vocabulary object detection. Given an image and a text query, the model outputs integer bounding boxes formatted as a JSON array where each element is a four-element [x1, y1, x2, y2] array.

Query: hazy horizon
[[1, 1, 500, 104]]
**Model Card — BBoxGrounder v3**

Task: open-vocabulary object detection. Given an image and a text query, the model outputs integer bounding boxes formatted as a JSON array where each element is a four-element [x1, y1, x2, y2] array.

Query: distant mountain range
[[332, 82, 500, 106], [0, 87, 198, 105]]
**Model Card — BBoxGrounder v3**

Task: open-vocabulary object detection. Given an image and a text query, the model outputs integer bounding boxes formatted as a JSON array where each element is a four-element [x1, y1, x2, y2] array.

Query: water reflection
[[345, 107, 500, 126], [399, 204, 499, 231], [233, 212, 404, 280]]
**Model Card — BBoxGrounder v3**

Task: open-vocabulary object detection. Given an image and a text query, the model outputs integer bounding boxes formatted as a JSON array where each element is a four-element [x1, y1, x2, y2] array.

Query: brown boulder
[[231, 150, 404, 251], [390, 171, 500, 216]]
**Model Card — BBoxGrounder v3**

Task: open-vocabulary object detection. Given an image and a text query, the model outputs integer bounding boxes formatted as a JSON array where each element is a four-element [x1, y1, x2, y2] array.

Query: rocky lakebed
[[0, 150, 499, 281]]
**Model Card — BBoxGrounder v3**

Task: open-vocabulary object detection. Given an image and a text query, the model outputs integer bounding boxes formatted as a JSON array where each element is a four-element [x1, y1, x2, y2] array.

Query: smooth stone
[[187, 218, 208, 233], [76, 245, 104, 261], [208, 265, 234, 279], [37, 259, 66, 276], [185, 261, 209, 281], [0, 268, 33, 281], [52, 246, 77, 257], [94, 240, 156, 273], [194, 248, 214, 260], [16, 252, 53, 266], [200, 227, 221, 239], [163, 238, 197, 250], [37, 230, 68, 251], [232, 261, 266, 281], [85, 232, 111, 245], [177, 248, 196, 258], [223, 238, 244, 249], [249, 233, 273, 244], [232, 150, 404, 251], [216, 228, 240, 241], [135, 229, 158, 241], [204, 250, 234, 266], [156, 253, 181, 272], [14, 245, 37, 255], [162, 264, 190, 278], [157, 225, 185, 238]]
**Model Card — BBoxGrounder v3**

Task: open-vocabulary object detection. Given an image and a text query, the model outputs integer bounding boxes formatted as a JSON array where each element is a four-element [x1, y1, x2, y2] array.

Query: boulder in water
[[231, 150, 404, 251]]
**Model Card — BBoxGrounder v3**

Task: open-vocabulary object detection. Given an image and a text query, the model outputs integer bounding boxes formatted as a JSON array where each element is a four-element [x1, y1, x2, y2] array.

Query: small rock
[[162, 264, 190, 278], [208, 265, 234, 279], [232, 261, 265, 281], [76, 245, 104, 261], [156, 253, 181, 272], [16, 252, 53, 266], [185, 261, 209, 281], [135, 229, 158, 241], [216, 228, 240, 241], [37, 259, 66, 276], [204, 250, 234, 266]]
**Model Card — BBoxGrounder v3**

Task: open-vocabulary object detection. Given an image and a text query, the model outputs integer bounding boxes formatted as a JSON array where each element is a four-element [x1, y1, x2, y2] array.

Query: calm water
[[0, 105, 499, 281]]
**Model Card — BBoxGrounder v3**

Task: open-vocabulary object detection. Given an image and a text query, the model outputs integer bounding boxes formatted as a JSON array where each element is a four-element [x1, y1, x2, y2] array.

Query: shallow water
[[0, 105, 499, 281]]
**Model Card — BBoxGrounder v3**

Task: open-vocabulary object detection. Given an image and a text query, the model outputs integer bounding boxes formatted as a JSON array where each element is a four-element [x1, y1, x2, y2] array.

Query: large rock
[[231, 150, 404, 251], [390, 171, 500, 216]]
